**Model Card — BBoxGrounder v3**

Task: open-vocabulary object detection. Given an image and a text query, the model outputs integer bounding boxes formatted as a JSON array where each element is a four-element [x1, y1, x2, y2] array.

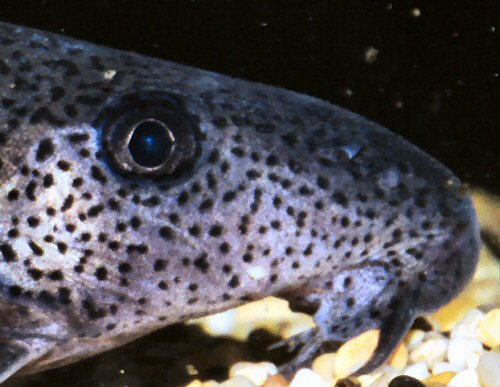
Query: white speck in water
[[260, 22, 268, 27], [102, 69, 116, 80], [387, 3, 393, 10], [411, 8, 421, 17], [394, 100, 404, 109], [364, 46, 380, 64], [343, 88, 354, 98], [340, 144, 362, 159], [489, 26, 495, 32]]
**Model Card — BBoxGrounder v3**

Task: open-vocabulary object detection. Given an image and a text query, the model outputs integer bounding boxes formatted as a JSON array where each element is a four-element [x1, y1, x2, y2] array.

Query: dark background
[[2, 0, 499, 194]]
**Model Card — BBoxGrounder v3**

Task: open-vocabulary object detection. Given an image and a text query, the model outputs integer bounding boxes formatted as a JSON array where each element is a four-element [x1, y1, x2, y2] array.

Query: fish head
[[0, 21, 480, 380]]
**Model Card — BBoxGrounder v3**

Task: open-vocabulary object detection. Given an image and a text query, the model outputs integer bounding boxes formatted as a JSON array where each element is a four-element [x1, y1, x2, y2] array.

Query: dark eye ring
[[95, 90, 201, 178]]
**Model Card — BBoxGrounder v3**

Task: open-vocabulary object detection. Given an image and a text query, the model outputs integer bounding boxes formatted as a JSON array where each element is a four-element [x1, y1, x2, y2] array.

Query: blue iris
[[128, 120, 174, 168]]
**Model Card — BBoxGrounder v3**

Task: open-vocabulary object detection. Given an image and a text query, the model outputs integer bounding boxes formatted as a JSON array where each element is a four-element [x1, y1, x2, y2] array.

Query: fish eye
[[95, 90, 201, 178], [127, 119, 176, 169]]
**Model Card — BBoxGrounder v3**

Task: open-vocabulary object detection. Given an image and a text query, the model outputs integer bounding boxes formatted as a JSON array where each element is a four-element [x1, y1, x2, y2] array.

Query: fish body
[[0, 22, 480, 382]]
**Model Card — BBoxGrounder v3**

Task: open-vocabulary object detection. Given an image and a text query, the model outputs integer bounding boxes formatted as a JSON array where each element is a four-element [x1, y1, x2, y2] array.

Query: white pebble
[[219, 375, 257, 387], [447, 337, 483, 370], [229, 362, 277, 386], [409, 336, 448, 366], [451, 309, 485, 339], [476, 351, 500, 387], [448, 369, 480, 387], [366, 370, 400, 387], [466, 351, 480, 369], [431, 361, 461, 374], [289, 368, 329, 387], [402, 361, 430, 380], [476, 308, 500, 347], [405, 329, 425, 350], [201, 309, 236, 335]]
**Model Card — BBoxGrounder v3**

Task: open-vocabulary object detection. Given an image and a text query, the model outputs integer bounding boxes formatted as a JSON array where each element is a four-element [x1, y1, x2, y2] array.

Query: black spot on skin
[[207, 149, 220, 164], [25, 180, 37, 201], [270, 220, 281, 230], [118, 262, 132, 274], [7, 189, 20, 201], [1, 243, 17, 262], [153, 259, 167, 272], [82, 297, 106, 320], [28, 240, 44, 256], [228, 275, 240, 288], [265, 154, 279, 166], [30, 107, 64, 126], [7, 228, 19, 239], [95, 266, 108, 281], [28, 268, 43, 280], [130, 216, 142, 230], [212, 116, 228, 128], [57, 160, 71, 171], [72, 177, 84, 188], [48, 270, 64, 281], [61, 194, 74, 211], [50, 86, 65, 101], [43, 174, 54, 188], [159, 226, 174, 240], [219, 242, 230, 254], [316, 176, 329, 189], [193, 253, 210, 273], [222, 190, 237, 202], [35, 138, 55, 162], [332, 191, 349, 207], [68, 133, 90, 143], [87, 205, 104, 217], [231, 147, 245, 157], [126, 244, 148, 255], [91, 165, 108, 184], [199, 199, 214, 212], [57, 242, 68, 254], [208, 224, 223, 237], [64, 104, 78, 118], [26, 216, 40, 228], [188, 225, 201, 237], [177, 191, 189, 205]]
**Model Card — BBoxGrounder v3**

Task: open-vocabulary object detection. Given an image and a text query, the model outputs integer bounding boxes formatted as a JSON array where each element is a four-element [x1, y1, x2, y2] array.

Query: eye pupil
[[128, 120, 175, 168]]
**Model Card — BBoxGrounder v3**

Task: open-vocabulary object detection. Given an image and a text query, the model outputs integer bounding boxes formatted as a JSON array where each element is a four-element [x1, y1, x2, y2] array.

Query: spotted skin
[[0, 22, 480, 382]]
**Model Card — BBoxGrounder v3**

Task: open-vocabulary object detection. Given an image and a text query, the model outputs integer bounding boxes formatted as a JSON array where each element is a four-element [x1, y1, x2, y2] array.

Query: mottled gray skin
[[0, 22, 480, 383]]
